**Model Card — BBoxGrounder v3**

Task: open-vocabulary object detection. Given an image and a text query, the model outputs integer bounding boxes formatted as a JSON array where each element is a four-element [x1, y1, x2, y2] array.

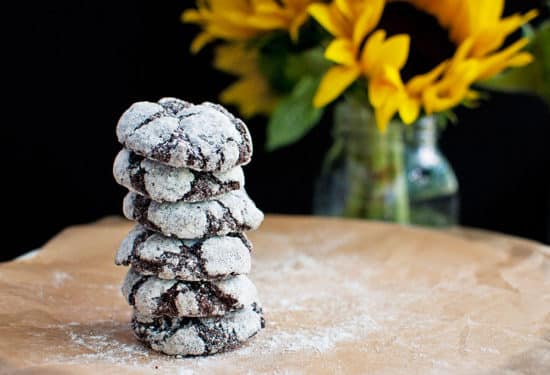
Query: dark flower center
[[377, 2, 456, 81]]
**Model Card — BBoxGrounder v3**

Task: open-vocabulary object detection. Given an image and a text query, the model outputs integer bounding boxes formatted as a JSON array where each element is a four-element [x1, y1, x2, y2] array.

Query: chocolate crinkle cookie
[[122, 268, 258, 318], [122, 190, 264, 239], [116, 97, 252, 172], [132, 302, 264, 356], [116, 225, 252, 281], [113, 149, 245, 203]]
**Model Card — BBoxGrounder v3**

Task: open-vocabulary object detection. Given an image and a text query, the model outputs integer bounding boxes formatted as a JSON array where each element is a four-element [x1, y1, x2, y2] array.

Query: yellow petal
[[369, 78, 392, 108], [361, 31, 410, 75], [335, 0, 353, 19], [506, 52, 533, 67], [467, 0, 504, 33], [313, 65, 361, 107], [210, 0, 248, 13], [383, 66, 405, 88], [470, 10, 539, 57], [448, 37, 474, 72], [220, 75, 279, 118], [352, 0, 384, 48], [190, 32, 215, 53], [523, 9, 539, 21], [308, 4, 347, 37], [465, 90, 480, 101], [181, 9, 202, 23], [325, 39, 357, 65], [380, 34, 410, 70], [421, 65, 475, 114], [448, 0, 471, 43], [360, 30, 386, 74], [207, 21, 262, 40], [406, 61, 447, 95], [369, 66, 416, 125], [368, 66, 404, 108], [374, 100, 399, 133], [399, 96, 420, 125], [475, 38, 530, 79], [423, 89, 462, 114], [245, 14, 289, 30], [183, 0, 320, 42], [253, 0, 282, 13], [432, 0, 462, 31], [213, 43, 256, 75], [289, 11, 310, 41]]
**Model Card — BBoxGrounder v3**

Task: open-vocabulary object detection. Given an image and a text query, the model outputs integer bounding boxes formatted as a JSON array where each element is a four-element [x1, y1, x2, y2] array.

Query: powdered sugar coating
[[115, 225, 252, 281], [123, 190, 264, 239], [132, 302, 264, 356], [122, 269, 258, 318], [116, 98, 252, 172], [113, 149, 245, 203]]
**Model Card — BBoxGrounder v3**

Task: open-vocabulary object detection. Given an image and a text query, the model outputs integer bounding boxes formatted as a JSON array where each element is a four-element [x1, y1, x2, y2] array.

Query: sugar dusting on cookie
[[116, 226, 252, 281], [123, 270, 258, 318], [113, 149, 245, 203], [122, 190, 264, 239], [116, 98, 252, 172]]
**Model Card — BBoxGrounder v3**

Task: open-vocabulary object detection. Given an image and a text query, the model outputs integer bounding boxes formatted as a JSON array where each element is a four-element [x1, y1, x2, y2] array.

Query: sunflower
[[183, 0, 319, 52], [213, 43, 280, 118], [310, 0, 413, 130], [311, 0, 538, 131]]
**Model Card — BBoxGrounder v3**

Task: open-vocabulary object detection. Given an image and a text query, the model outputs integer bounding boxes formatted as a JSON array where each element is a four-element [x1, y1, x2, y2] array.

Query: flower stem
[[338, 99, 409, 223]]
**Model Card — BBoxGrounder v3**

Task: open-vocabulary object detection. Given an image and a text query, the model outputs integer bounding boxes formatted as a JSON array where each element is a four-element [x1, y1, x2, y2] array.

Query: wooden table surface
[[0, 215, 548, 374]]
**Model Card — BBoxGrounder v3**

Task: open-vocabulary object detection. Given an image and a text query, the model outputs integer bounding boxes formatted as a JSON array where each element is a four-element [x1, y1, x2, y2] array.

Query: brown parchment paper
[[0, 215, 549, 374]]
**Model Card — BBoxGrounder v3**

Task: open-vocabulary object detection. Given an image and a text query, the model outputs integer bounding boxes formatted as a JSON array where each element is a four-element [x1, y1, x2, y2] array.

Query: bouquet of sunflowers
[[183, 0, 540, 221]]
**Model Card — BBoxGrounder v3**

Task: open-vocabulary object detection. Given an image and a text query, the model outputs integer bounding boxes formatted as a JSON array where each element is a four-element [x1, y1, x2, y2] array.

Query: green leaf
[[258, 45, 333, 95], [480, 21, 550, 107], [435, 110, 457, 127], [321, 138, 344, 173], [266, 76, 324, 151], [257, 33, 295, 93], [285, 47, 332, 83]]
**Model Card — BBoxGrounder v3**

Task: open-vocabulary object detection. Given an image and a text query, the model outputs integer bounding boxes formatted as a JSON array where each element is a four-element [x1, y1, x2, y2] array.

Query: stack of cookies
[[112, 97, 265, 356]]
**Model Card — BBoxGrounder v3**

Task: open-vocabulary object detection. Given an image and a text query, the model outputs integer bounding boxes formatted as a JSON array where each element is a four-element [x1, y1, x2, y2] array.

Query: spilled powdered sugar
[[39, 240, 385, 373], [44, 321, 153, 367], [52, 271, 73, 288], [10, 219, 549, 374]]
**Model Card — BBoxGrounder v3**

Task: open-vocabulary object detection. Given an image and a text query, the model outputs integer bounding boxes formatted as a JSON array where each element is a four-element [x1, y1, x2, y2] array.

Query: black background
[[4, 1, 550, 261]]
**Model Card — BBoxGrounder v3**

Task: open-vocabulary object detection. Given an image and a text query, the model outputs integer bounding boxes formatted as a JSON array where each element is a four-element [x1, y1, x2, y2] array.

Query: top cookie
[[116, 97, 253, 172]]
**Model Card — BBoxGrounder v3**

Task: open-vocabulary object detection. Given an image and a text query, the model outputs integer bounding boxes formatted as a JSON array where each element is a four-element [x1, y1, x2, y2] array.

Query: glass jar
[[313, 97, 409, 223], [405, 116, 459, 227]]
